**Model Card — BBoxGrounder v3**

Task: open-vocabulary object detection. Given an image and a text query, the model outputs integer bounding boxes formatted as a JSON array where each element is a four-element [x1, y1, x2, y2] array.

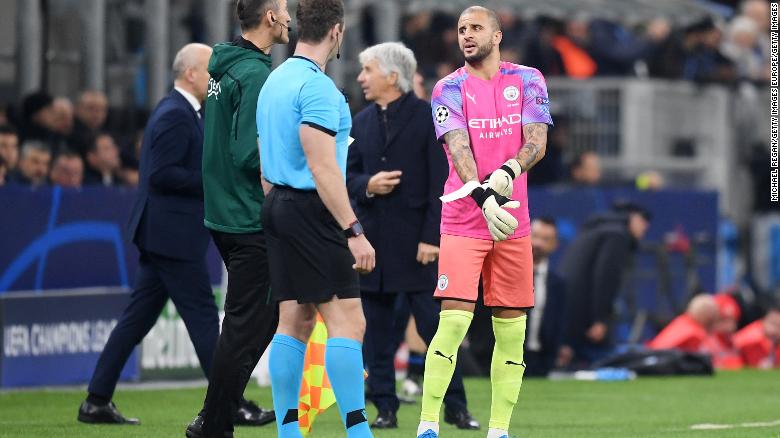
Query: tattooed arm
[[443, 129, 478, 183], [515, 122, 549, 172]]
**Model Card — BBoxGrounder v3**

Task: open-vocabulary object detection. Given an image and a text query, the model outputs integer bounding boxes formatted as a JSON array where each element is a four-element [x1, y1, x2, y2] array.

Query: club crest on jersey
[[536, 96, 549, 105], [503, 86, 519, 102], [437, 274, 449, 291], [435, 106, 450, 125]]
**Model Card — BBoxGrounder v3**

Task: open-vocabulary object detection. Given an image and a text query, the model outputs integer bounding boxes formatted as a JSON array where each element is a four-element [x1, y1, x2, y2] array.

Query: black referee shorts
[[262, 185, 360, 304]]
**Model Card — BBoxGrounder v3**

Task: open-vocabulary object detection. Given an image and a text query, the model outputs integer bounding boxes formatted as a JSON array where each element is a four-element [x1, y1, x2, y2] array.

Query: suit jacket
[[127, 90, 209, 261], [346, 92, 448, 293], [531, 270, 567, 368]]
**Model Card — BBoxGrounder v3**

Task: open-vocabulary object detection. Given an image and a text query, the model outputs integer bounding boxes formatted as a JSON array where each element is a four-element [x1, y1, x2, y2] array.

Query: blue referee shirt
[[257, 56, 352, 190]]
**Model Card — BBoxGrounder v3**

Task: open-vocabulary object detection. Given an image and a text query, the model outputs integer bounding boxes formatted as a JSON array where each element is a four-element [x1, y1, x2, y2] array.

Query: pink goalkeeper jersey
[[431, 62, 553, 240]]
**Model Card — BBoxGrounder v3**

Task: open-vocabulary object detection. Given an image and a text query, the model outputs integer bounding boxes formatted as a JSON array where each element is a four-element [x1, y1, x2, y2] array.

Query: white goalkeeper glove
[[470, 187, 520, 241], [486, 159, 523, 198]]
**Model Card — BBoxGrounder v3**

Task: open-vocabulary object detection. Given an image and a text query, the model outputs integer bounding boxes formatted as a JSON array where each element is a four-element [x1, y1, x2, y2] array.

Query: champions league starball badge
[[435, 105, 450, 125]]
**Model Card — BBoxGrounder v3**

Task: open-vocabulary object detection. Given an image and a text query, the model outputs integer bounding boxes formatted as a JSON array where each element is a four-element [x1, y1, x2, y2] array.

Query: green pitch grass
[[1, 371, 778, 437]]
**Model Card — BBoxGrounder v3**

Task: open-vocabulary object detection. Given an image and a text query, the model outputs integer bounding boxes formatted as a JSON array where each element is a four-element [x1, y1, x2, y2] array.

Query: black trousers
[[88, 250, 219, 399], [362, 291, 468, 413], [201, 230, 279, 436]]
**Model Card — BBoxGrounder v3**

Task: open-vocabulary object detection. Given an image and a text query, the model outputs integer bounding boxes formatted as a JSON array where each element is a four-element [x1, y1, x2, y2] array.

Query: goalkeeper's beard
[[464, 41, 494, 64]]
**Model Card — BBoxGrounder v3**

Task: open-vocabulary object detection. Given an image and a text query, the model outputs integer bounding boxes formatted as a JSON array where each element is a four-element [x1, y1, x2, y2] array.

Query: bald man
[[648, 294, 719, 352], [78, 43, 225, 425]]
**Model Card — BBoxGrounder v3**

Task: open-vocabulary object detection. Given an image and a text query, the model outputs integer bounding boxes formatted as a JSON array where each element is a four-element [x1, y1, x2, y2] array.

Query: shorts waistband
[[273, 185, 317, 194]]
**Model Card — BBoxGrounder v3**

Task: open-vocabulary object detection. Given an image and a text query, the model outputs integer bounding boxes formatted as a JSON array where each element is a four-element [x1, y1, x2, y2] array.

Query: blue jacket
[[347, 92, 448, 293], [127, 90, 209, 261]]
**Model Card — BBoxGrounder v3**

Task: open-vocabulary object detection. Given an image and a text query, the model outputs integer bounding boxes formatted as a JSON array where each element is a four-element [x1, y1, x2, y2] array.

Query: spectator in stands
[[0, 124, 19, 172], [552, 15, 596, 79], [647, 294, 719, 352], [413, 72, 428, 100], [647, 21, 693, 79], [559, 202, 651, 367], [522, 16, 566, 77], [733, 301, 780, 368], [70, 90, 109, 157], [587, 17, 669, 76], [347, 42, 478, 430], [740, 0, 770, 78], [119, 130, 143, 187], [0, 103, 8, 125], [721, 16, 765, 82], [49, 150, 84, 189], [401, 10, 432, 67], [676, 17, 736, 83], [19, 92, 66, 150], [83, 132, 121, 186], [6, 140, 51, 187], [492, 8, 524, 63], [524, 218, 568, 377], [51, 97, 75, 137], [569, 151, 602, 186], [0, 155, 6, 186]]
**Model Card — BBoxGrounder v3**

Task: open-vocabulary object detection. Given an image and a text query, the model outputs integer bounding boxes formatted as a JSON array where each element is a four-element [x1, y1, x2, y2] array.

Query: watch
[[343, 220, 364, 239]]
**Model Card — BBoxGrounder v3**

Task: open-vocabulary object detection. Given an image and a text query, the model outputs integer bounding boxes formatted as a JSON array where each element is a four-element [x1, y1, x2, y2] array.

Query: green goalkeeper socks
[[489, 315, 528, 430], [420, 310, 473, 422]]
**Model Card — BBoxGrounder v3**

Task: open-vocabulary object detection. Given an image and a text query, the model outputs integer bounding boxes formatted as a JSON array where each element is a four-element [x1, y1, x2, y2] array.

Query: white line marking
[[690, 419, 780, 430]]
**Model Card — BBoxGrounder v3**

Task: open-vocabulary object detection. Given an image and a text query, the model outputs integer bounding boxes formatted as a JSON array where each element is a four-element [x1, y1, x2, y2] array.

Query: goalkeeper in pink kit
[[417, 6, 552, 438]]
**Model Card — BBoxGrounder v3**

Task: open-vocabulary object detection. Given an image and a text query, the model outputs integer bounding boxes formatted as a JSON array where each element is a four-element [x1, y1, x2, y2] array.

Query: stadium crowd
[[393, 0, 770, 85]]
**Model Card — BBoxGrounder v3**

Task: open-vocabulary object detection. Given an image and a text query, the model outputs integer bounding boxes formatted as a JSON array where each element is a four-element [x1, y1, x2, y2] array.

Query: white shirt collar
[[174, 86, 201, 113], [535, 259, 549, 276]]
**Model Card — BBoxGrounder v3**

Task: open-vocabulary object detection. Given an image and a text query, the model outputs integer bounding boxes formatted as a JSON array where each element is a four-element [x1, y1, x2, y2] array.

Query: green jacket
[[202, 37, 272, 233]]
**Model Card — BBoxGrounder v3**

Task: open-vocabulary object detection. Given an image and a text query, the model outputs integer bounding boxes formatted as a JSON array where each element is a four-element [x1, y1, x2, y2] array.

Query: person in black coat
[[524, 218, 567, 376], [558, 202, 651, 368], [346, 42, 479, 430], [77, 44, 219, 425]]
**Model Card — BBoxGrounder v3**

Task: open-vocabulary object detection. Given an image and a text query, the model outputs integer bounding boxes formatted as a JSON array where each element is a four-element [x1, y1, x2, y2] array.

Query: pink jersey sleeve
[[431, 79, 467, 141], [521, 68, 553, 126]]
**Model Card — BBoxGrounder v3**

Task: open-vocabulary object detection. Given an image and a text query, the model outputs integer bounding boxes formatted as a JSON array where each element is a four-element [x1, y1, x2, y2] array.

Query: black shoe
[[77, 400, 140, 425], [233, 398, 275, 426], [444, 409, 480, 430], [370, 410, 398, 429], [185, 414, 233, 438]]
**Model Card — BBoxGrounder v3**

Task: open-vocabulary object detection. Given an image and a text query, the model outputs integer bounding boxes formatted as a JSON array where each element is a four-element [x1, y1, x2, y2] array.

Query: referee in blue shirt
[[256, 1, 375, 437]]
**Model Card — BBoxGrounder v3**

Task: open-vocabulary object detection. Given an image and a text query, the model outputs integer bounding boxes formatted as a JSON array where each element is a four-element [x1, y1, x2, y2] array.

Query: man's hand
[[556, 345, 574, 368], [367, 170, 402, 196], [486, 159, 522, 198], [416, 242, 439, 265], [586, 321, 608, 343], [470, 187, 520, 241], [260, 175, 273, 196], [348, 234, 376, 274]]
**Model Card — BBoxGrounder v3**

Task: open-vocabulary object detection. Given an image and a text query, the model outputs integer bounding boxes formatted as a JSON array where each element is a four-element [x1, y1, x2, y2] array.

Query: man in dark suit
[[77, 43, 218, 425], [559, 202, 651, 368], [347, 42, 479, 430], [524, 217, 568, 377]]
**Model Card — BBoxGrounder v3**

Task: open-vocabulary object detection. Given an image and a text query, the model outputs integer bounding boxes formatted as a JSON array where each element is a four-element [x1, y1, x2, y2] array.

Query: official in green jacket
[[187, 1, 291, 437]]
